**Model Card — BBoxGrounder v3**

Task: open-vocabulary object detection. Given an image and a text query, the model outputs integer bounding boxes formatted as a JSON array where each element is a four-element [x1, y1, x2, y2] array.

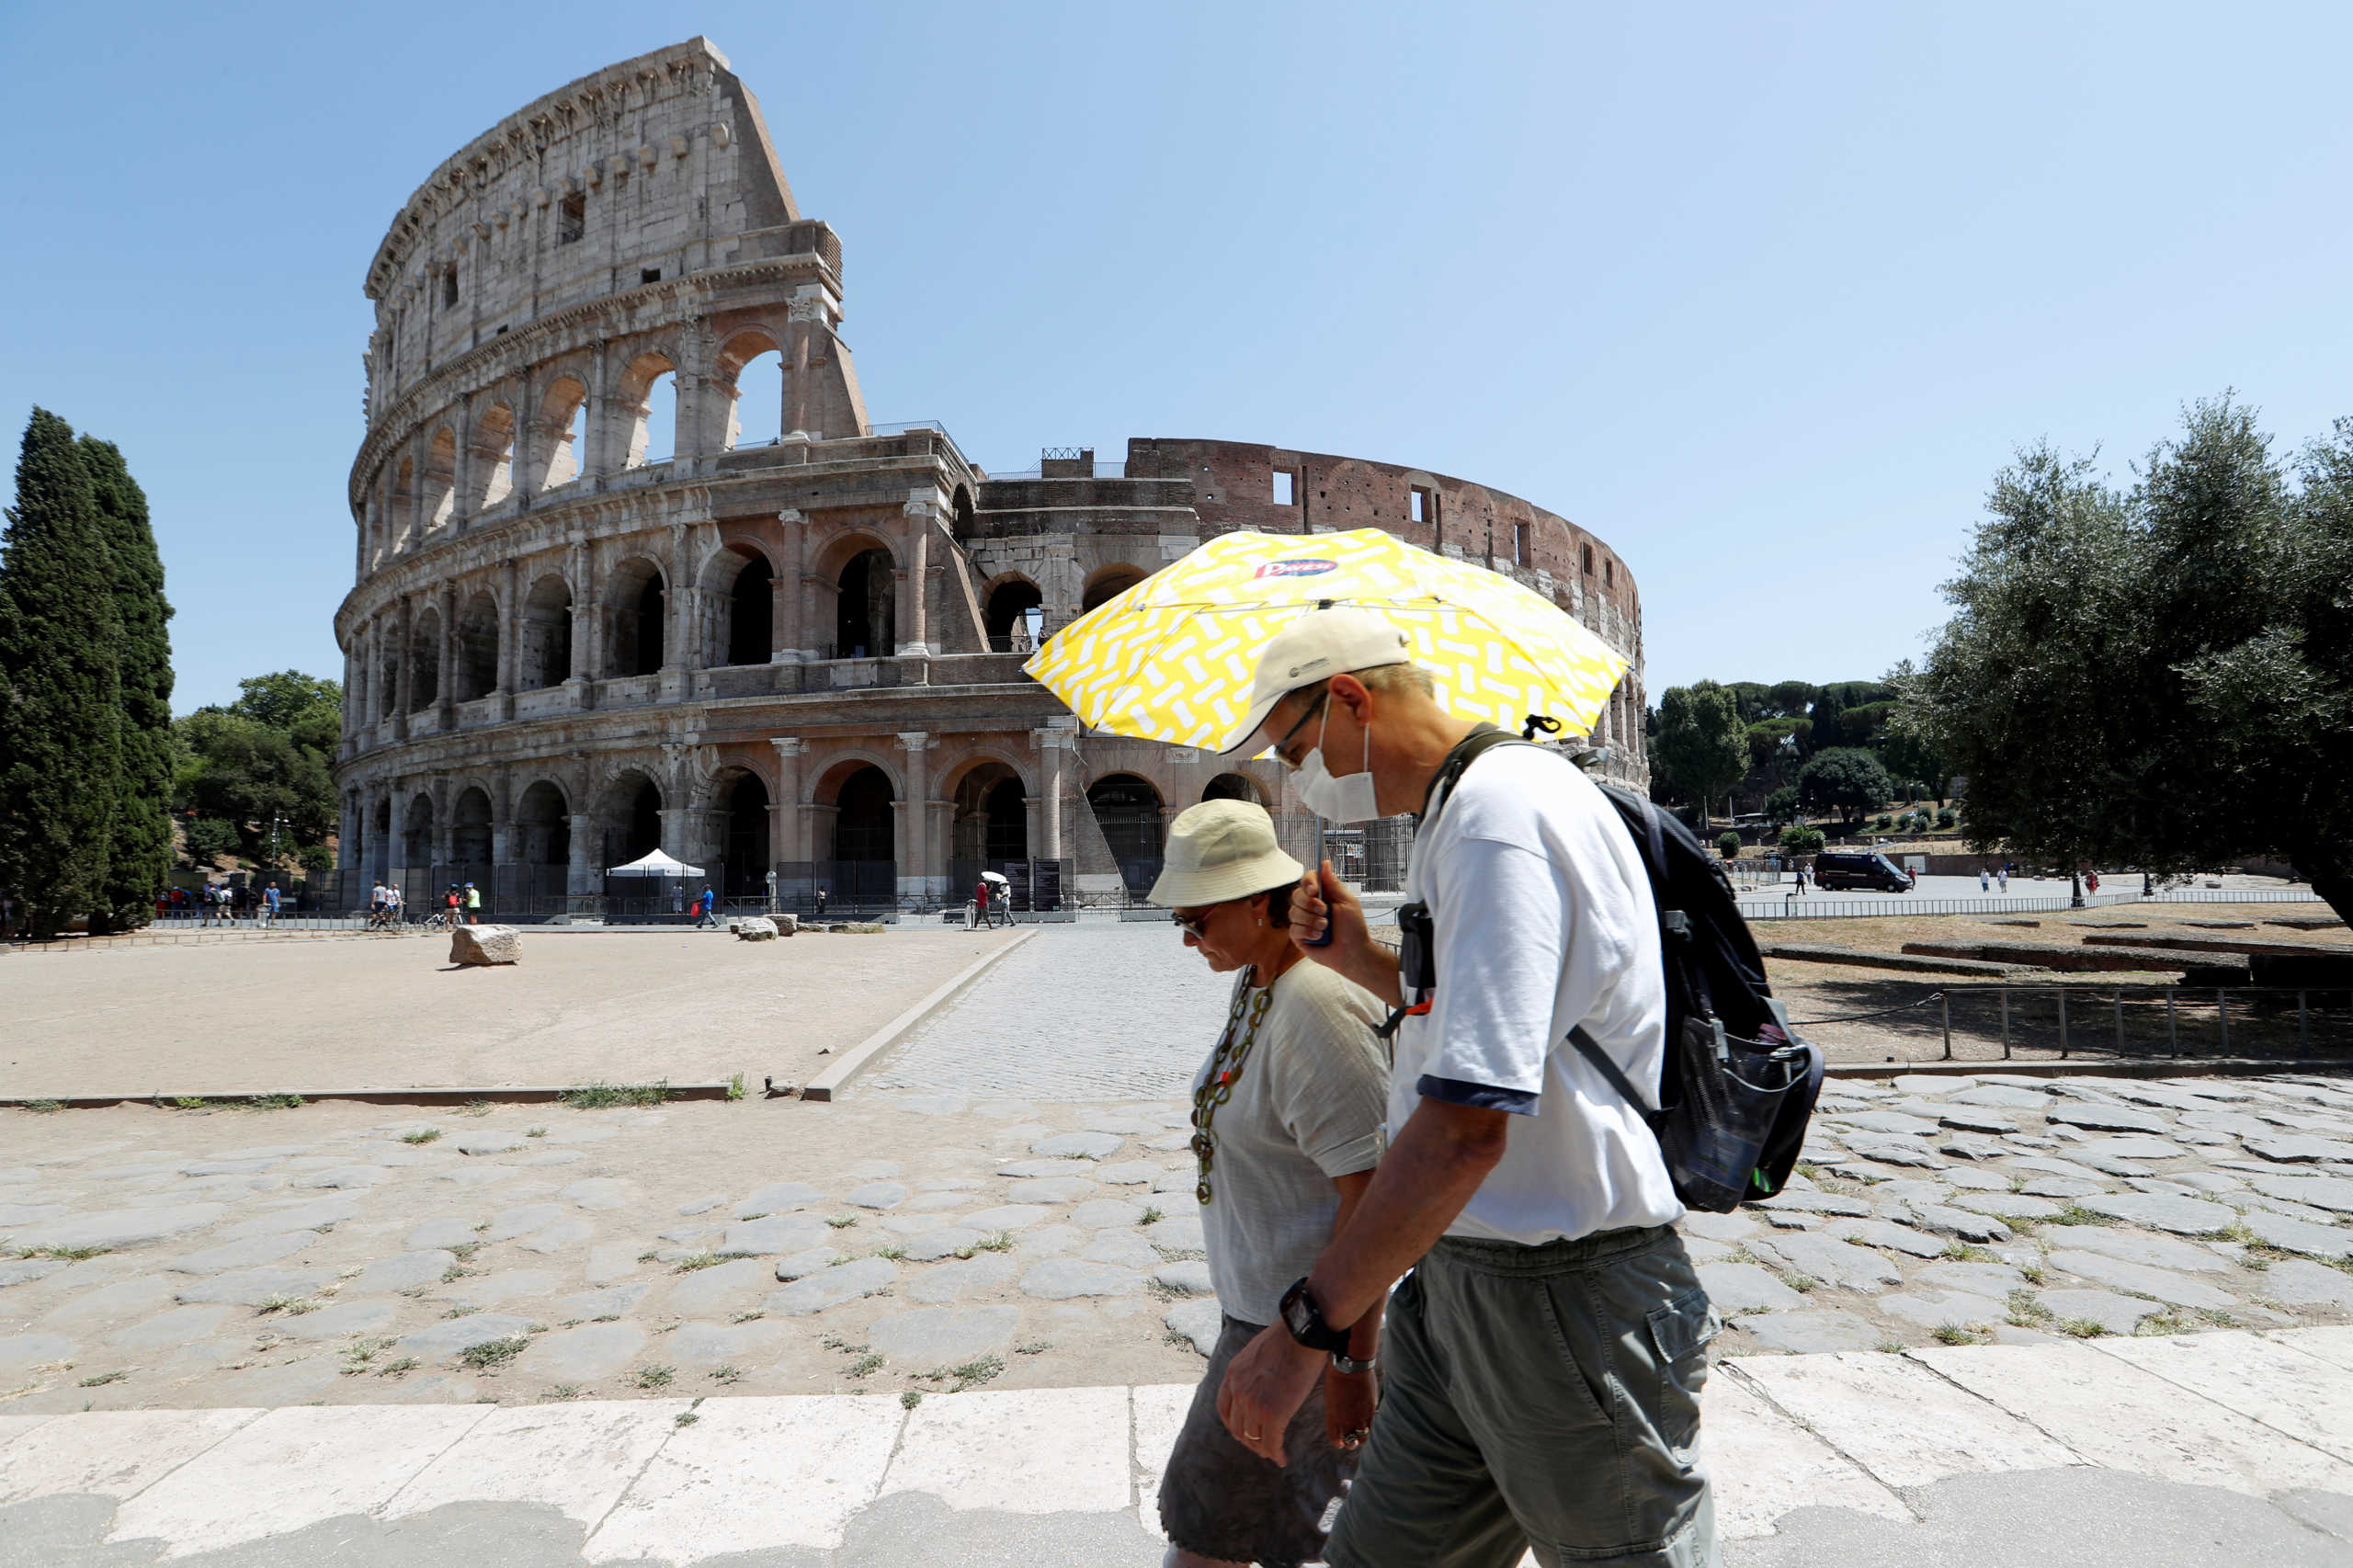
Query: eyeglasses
[[1172, 908, 1214, 940], [1267, 690, 1328, 771]]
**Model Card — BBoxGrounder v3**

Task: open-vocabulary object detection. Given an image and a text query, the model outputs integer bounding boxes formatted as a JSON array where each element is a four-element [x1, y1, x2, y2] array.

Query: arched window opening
[[723, 774, 770, 897], [425, 427, 458, 535], [1087, 774, 1165, 894], [451, 787, 494, 866], [600, 774, 664, 869], [1581, 542, 1595, 575], [1202, 773, 1260, 805], [454, 592, 499, 701], [621, 355, 677, 469], [515, 781, 570, 868], [835, 548, 894, 658], [539, 378, 587, 490], [391, 457, 416, 554], [950, 763, 1029, 878], [520, 575, 573, 689], [408, 607, 442, 710], [608, 561, 666, 678], [724, 347, 782, 450], [832, 767, 895, 864], [472, 403, 517, 509], [1082, 565, 1147, 614], [728, 557, 774, 666], [984, 578, 1043, 653], [401, 795, 435, 868], [952, 485, 976, 539], [370, 798, 392, 881]]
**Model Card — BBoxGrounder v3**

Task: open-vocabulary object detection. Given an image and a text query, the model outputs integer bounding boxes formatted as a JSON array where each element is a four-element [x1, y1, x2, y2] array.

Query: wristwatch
[[1330, 1349, 1377, 1376], [1279, 1277, 1352, 1355]]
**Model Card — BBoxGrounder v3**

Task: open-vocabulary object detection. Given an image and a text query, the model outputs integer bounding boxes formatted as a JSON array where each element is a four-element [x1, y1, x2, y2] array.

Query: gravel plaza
[[5, 920, 2353, 1561]]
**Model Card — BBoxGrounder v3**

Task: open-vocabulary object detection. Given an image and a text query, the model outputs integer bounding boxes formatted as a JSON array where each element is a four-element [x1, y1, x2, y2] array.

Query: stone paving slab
[[0, 1330, 2349, 1562]]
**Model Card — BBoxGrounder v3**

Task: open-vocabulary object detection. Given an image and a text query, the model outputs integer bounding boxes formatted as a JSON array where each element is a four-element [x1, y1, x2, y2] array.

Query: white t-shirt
[[1391, 742, 1682, 1244]]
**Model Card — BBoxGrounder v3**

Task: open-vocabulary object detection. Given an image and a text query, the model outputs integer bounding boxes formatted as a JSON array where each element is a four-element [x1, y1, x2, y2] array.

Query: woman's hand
[[1324, 1363, 1378, 1453]]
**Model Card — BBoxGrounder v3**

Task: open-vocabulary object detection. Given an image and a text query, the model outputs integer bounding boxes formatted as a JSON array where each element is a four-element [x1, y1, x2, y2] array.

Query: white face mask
[[1294, 699, 1380, 822]]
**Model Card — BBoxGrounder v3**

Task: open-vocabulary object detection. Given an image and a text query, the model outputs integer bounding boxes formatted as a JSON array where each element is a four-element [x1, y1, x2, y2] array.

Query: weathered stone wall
[[331, 40, 1647, 909]]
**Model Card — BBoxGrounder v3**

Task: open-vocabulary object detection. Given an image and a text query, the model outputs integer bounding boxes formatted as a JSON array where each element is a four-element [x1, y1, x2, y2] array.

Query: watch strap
[[1280, 1277, 1352, 1355]]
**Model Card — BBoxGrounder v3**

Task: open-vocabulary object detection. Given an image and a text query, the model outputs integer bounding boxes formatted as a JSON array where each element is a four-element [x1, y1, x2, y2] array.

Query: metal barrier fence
[[1794, 979, 2353, 1062], [1737, 887, 2326, 921]]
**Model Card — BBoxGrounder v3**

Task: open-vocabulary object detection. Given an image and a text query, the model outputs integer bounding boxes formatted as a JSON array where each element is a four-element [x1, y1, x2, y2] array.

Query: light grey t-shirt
[[1190, 959, 1390, 1324]]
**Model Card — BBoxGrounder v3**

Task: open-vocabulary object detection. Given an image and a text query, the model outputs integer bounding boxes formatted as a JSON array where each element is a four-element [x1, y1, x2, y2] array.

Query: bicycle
[[422, 908, 453, 932]]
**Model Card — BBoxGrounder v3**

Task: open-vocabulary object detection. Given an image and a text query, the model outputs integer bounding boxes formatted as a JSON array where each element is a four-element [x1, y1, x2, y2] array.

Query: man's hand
[[1290, 859, 1402, 1006], [1217, 1324, 1325, 1465], [1324, 1365, 1378, 1454]]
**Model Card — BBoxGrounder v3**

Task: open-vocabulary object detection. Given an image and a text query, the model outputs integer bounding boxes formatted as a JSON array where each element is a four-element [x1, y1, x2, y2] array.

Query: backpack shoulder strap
[[1568, 1025, 1657, 1119]]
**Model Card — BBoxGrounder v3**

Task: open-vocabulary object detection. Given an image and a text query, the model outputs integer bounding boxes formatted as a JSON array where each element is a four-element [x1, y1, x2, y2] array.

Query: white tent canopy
[[605, 849, 706, 878]]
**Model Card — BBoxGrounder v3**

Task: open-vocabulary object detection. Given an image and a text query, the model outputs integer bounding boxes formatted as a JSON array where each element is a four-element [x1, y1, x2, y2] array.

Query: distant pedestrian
[[814, 887, 828, 920], [1979, 867, 1990, 892], [464, 881, 482, 923], [264, 881, 281, 926], [1998, 866, 2009, 892], [388, 883, 404, 924], [698, 884, 719, 928]]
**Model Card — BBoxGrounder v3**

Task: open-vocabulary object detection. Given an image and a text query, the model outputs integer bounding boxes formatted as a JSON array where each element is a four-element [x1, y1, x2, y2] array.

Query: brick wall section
[[1123, 437, 1639, 645]]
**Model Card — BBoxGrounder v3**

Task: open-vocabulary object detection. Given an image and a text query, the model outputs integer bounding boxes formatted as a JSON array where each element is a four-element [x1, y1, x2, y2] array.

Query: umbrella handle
[[1303, 821, 1335, 947]]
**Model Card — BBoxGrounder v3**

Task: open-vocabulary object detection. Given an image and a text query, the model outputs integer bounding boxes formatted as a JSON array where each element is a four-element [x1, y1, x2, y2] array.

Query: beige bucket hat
[[1147, 799, 1303, 908]]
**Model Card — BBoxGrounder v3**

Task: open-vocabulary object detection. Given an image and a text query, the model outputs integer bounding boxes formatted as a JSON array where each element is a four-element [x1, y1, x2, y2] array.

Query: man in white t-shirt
[[1210, 608, 1716, 1568]]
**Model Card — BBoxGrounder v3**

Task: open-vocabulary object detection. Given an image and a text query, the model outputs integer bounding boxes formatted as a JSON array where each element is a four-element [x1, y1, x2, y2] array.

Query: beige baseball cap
[[1148, 799, 1304, 908], [1215, 607, 1413, 755]]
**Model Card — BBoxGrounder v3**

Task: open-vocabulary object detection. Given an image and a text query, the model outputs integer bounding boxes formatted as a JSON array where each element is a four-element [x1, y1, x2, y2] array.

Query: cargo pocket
[[1645, 1286, 1719, 1462]]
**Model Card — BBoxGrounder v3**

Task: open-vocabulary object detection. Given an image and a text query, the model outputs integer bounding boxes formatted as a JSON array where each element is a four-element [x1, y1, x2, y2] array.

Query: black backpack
[[1406, 728, 1823, 1212]]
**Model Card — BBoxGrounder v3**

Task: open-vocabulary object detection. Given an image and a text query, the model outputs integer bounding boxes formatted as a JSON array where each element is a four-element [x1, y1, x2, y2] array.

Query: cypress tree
[[80, 436, 175, 932], [0, 409, 123, 937]]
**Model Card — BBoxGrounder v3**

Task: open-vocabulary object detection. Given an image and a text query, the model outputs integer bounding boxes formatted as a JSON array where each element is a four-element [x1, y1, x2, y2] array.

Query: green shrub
[[1716, 831, 1742, 859], [1779, 825, 1825, 856], [1936, 806, 1958, 827]]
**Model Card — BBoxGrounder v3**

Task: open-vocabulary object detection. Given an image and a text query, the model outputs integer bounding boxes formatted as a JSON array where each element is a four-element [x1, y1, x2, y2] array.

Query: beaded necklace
[[1190, 975, 1274, 1206]]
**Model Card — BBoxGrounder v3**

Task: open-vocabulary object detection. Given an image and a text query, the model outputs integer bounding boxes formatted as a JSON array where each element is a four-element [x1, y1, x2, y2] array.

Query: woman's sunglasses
[[1173, 908, 1214, 940]]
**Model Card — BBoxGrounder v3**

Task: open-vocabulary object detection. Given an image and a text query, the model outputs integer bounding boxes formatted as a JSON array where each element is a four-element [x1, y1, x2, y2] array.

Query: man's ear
[[1327, 673, 1373, 722]]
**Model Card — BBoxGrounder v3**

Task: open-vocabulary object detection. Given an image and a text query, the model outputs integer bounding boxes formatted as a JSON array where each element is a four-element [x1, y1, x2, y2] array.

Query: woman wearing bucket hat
[[1150, 798, 1391, 1568]]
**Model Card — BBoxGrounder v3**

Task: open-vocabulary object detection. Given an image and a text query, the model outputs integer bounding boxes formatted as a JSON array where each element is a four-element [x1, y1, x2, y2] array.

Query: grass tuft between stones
[[23, 1098, 63, 1114], [672, 1253, 725, 1273], [633, 1364, 676, 1390], [563, 1082, 673, 1110], [460, 1336, 530, 1370], [77, 1370, 126, 1387], [400, 1128, 443, 1145]]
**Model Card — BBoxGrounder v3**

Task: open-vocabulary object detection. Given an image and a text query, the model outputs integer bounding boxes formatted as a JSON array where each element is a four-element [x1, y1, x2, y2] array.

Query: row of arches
[[366, 326, 810, 572], [361, 761, 1267, 894]]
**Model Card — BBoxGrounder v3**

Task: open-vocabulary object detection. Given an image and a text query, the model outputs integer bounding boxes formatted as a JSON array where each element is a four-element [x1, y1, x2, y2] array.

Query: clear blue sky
[[6, 2, 2349, 713]]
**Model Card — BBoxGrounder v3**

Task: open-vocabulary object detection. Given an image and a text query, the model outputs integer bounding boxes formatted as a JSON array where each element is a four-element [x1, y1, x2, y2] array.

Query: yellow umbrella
[[1023, 527, 1630, 750]]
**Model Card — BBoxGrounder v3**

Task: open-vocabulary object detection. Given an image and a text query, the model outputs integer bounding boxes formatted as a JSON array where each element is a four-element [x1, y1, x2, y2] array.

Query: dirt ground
[[1763, 903, 2352, 1066], [0, 928, 1022, 1098]]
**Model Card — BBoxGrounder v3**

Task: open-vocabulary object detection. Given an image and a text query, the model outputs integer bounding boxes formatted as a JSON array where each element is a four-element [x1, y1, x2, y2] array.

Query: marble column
[[567, 812, 595, 897], [896, 731, 933, 898]]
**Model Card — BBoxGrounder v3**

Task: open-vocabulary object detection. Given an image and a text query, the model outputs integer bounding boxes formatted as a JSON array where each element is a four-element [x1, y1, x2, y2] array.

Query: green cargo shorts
[[1324, 1225, 1718, 1568]]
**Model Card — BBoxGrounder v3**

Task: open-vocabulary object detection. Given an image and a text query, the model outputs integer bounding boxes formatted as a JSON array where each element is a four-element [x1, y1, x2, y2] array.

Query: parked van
[[1813, 850, 1915, 892]]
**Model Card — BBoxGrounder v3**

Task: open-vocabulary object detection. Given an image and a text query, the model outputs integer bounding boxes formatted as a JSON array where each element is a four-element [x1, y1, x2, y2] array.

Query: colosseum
[[331, 37, 1646, 915]]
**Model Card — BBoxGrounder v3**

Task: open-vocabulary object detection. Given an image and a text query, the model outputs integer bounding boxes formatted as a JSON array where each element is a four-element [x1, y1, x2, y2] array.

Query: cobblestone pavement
[[863, 922, 1233, 1100], [6, 1067, 2353, 1428], [5, 1331, 2353, 1564]]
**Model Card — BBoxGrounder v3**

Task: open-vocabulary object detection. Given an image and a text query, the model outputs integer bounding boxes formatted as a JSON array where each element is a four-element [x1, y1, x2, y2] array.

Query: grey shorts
[[1326, 1225, 1719, 1568], [1160, 1314, 1359, 1567]]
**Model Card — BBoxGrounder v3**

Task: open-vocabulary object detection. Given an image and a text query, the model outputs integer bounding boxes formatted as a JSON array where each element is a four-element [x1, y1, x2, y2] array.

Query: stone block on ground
[[1739, 1309, 1882, 1353], [1154, 1260, 1215, 1296], [2237, 1210, 2353, 1260], [664, 1257, 773, 1318], [1903, 1204, 2014, 1244], [173, 1265, 336, 1306], [1019, 1258, 1142, 1300], [350, 1251, 456, 1295], [276, 1297, 402, 1341], [395, 1312, 532, 1361], [909, 1255, 1019, 1305], [772, 1246, 841, 1281], [515, 1321, 646, 1381], [1823, 1219, 1949, 1259], [2045, 1249, 2235, 1310], [1143, 1214, 1207, 1253], [2034, 1288, 2161, 1335], [448, 925, 521, 965], [867, 1305, 1022, 1367], [766, 1256, 898, 1316], [1031, 1131, 1125, 1160], [1876, 1290, 2007, 1330], [1747, 1233, 1904, 1290], [1695, 1261, 1804, 1314], [402, 1218, 481, 1251], [2258, 1259, 2353, 1307], [733, 917, 779, 941], [2079, 1193, 2237, 1235], [1165, 1298, 1222, 1356], [901, 1228, 986, 1263], [167, 1232, 317, 1276], [720, 1215, 830, 1257], [484, 1203, 563, 1242]]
